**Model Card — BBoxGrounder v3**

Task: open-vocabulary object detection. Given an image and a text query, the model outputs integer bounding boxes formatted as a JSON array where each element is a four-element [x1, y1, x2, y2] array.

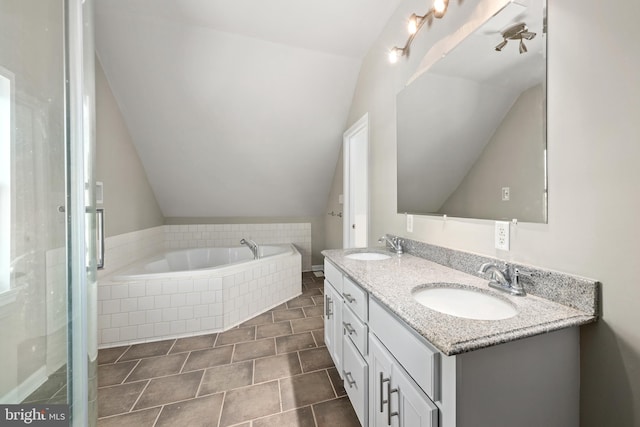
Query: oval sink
[[345, 252, 391, 261], [413, 286, 517, 320]]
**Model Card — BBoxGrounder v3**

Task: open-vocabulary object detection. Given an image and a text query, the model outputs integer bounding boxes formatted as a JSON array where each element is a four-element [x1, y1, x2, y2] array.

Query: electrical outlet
[[502, 187, 510, 201], [406, 214, 414, 232], [495, 221, 510, 250]]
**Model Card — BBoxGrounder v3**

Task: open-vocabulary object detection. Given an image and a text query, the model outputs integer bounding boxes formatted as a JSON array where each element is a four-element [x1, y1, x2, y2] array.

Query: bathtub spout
[[240, 238, 260, 259]]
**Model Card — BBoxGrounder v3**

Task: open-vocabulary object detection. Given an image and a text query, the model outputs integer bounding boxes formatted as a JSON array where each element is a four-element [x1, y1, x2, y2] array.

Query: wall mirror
[[397, 0, 547, 223]]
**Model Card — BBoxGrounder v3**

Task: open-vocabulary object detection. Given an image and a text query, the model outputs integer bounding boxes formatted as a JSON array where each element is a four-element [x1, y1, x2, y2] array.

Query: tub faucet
[[378, 235, 404, 254], [240, 238, 260, 259], [477, 262, 528, 296]]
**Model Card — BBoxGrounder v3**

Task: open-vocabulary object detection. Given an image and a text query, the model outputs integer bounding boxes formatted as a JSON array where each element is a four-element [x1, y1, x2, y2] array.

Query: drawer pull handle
[[343, 293, 356, 303], [343, 321, 356, 335], [387, 380, 399, 426], [343, 370, 357, 388], [325, 295, 332, 318], [380, 372, 390, 412]]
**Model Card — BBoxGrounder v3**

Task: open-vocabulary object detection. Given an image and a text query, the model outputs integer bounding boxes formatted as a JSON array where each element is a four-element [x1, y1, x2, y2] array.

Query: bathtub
[[98, 244, 301, 347]]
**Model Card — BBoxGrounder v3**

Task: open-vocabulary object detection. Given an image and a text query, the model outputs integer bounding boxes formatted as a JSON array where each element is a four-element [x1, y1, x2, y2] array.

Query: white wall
[[95, 58, 164, 238], [330, 0, 640, 424]]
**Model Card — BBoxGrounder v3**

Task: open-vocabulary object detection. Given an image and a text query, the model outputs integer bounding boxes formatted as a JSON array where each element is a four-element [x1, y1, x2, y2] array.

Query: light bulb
[[408, 14, 419, 35], [433, 0, 448, 18], [388, 47, 402, 64]]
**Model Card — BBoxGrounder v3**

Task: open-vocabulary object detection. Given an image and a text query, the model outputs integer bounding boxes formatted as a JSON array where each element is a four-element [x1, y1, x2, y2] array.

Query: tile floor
[[97, 272, 360, 427]]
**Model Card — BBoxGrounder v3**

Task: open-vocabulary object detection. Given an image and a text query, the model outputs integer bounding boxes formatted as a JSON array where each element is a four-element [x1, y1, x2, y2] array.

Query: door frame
[[343, 113, 369, 248]]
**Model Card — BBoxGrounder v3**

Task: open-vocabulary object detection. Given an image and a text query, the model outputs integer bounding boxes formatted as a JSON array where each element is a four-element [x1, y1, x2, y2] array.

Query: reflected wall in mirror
[[397, 0, 547, 223]]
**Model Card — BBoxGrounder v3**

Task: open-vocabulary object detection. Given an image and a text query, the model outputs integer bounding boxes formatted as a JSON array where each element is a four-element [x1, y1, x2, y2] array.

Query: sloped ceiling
[[95, 0, 402, 217]]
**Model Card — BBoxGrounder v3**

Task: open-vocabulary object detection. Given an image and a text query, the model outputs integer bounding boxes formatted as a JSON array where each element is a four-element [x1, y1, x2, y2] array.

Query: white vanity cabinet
[[324, 260, 369, 426], [324, 256, 582, 427]]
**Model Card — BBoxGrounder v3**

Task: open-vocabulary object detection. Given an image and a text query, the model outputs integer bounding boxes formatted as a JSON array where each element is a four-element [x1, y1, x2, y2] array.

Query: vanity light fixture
[[388, 0, 452, 64], [494, 22, 537, 54], [433, 0, 449, 19], [407, 13, 427, 35], [388, 47, 405, 64]]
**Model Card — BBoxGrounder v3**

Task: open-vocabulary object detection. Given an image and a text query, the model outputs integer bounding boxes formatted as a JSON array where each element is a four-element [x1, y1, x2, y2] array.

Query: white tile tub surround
[[97, 244, 301, 347], [98, 225, 165, 280], [164, 223, 312, 271]]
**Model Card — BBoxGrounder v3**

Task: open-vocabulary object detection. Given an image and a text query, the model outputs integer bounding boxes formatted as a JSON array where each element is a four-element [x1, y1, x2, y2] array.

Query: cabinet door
[[370, 334, 439, 427], [324, 281, 343, 375], [394, 363, 439, 427], [369, 335, 398, 427]]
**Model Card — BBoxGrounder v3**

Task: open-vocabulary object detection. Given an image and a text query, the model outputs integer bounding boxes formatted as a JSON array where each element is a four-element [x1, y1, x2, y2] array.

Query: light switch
[[502, 187, 510, 201]]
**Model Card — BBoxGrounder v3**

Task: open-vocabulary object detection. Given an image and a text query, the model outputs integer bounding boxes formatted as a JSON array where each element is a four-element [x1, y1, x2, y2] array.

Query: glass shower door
[[0, 0, 96, 425]]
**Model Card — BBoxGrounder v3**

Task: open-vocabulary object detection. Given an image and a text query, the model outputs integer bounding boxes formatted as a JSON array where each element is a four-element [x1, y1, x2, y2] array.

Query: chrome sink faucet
[[240, 238, 260, 259], [478, 263, 530, 296], [378, 235, 404, 254]]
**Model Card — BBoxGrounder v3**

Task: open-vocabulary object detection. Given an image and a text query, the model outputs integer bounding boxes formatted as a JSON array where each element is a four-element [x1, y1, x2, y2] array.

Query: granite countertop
[[322, 248, 597, 356]]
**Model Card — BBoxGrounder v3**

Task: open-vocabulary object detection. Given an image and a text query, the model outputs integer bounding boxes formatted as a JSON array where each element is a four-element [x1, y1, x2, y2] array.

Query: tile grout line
[[179, 351, 191, 374], [325, 368, 338, 398], [310, 404, 320, 427], [120, 359, 142, 384], [277, 378, 284, 414], [112, 345, 132, 364], [216, 391, 226, 427], [151, 405, 164, 426], [194, 369, 206, 398], [127, 379, 151, 415]]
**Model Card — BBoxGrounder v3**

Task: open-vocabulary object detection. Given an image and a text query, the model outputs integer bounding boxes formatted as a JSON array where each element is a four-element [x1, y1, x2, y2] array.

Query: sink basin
[[345, 252, 391, 261], [413, 286, 517, 320]]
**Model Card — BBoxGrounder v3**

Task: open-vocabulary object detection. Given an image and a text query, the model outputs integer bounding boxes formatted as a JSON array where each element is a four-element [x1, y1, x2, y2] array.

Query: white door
[[343, 114, 369, 248]]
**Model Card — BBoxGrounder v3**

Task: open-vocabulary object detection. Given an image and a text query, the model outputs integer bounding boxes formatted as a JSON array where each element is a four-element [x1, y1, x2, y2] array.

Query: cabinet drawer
[[324, 259, 343, 293], [342, 276, 368, 321], [342, 305, 368, 356], [343, 338, 368, 427], [369, 298, 440, 401]]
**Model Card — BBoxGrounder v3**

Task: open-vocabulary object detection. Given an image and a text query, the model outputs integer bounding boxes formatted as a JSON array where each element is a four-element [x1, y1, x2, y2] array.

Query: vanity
[[322, 246, 597, 427]]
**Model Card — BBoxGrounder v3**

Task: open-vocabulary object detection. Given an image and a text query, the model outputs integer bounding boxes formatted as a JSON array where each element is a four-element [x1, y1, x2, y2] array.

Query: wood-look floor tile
[[98, 381, 147, 418], [286, 297, 316, 309], [98, 361, 138, 387], [298, 347, 334, 372], [183, 345, 233, 371], [155, 393, 224, 427], [199, 361, 253, 395], [290, 317, 324, 334], [302, 305, 324, 317], [240, 311, 274, 327], [327, 367, 346, 397], [313, 396, 360, 427], [133, 370, 203, 410], [279, 371, 335, 410], [311, 330, 325, 347], [170, 333, 217, 354], [97, 407, 161, 427], [119, 341, 174, 362], [256, 321, 292, 339], [273, 308, 305, 322], [98, 346, 130, 365], [232, 338, 276, 362], [254, 353, 302, 383], [219, 381, 281, 426], [215, 326, 256, 346], [125, 353, 188, 382], [252, 406, 316, 427], [275, 332, 316, 354]]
